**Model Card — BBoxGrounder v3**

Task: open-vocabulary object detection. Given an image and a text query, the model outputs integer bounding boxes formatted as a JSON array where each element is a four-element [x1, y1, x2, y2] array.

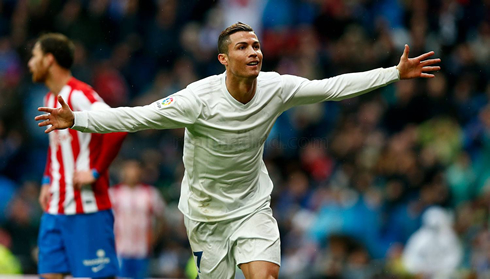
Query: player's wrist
[[91, 168, 100, 180], [42, 175, 51, 185]]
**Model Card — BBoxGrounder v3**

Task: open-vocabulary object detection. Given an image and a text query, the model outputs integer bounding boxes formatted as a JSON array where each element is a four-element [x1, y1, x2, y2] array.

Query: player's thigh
[[240, 260, 279, 279], [38, 213, 70, 275], [233, 206, 281, 268], [184, 217, 237, 279], [61, 210, 119, 278]]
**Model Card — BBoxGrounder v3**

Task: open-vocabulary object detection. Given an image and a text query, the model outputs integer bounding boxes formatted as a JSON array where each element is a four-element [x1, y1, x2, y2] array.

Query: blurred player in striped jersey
[[36, 22, 440, 278], [28, 33, 126, 279], [109, 160, 166, 279]]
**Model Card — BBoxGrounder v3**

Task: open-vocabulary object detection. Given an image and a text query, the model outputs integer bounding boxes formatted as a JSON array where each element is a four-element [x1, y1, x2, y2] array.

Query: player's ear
[[44, 53, 55, 67], [218, 53, 228, 66]]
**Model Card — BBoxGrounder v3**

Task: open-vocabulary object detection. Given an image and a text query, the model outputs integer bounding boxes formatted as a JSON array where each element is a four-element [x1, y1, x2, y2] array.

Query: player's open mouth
[[247, 61, 259, 66]]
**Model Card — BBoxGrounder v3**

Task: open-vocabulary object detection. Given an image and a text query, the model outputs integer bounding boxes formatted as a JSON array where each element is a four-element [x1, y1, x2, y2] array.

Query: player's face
[[122, 162, 142, 185], [222, 31, 262, 79], [28, 42, 50, 83]]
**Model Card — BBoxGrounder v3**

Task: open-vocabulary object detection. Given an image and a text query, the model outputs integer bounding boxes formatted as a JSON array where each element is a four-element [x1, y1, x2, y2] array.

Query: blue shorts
[[38, 210, 119, 277], [119, 257, 149, 279]]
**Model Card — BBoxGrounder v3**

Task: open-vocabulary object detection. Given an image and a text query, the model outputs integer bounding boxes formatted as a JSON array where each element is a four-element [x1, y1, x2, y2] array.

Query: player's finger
[[35, 114, 50, 121], [422, 66, 441, 72], [58, 95, 69, 109], [420, 73, 435, 78], [45, 126, 56, 133], [73, 173, 80, 189], [401, 44, 410, 60], [38, 120, 50, 127], [420, 58, 441, 66], [38, 107, 54, 113], [414, 51, 435, 61], [74, 181, 83, 190], [42, 197, 48, 210]]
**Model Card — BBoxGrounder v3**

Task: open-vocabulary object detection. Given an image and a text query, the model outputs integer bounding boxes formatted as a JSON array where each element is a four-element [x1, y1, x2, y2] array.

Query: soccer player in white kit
[[35, 22, 441, 279]]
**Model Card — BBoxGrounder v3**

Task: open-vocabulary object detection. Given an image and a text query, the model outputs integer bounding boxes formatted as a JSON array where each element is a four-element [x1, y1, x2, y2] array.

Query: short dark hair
[[218, 22, 254, 54], [37, 33, 75, 69]]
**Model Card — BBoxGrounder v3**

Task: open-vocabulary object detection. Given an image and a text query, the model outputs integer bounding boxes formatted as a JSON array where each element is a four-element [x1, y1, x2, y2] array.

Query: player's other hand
[[39, 184, 50, 211], [396, 44, 441, 79], [35, 95, 75, 133], [73, 170, 96, 190]]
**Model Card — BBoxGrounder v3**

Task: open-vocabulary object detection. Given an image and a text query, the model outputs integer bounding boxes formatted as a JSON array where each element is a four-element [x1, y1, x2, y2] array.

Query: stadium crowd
[[0, 0, 489, 277]]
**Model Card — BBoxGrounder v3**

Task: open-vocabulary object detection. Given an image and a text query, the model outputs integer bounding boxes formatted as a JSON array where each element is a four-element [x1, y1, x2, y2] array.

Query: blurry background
[[0, 0, 490, 278]]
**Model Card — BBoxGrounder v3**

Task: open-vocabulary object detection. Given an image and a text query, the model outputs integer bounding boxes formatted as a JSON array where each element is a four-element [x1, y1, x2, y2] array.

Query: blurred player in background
[[35, 22, 440, 279], [110, 160, 166, 279], [402, 206, 462, 277], [28, 33, 126, 279]]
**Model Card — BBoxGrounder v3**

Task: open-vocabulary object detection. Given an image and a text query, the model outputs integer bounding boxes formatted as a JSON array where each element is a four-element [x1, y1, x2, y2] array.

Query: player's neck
[[45, 69, 72, 96], [225, 75, 257, 104]]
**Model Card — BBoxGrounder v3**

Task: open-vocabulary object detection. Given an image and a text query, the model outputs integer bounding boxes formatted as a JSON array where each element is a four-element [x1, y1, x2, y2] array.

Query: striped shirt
[[110, 184, 165, 258], [43, 77, 126, 215]]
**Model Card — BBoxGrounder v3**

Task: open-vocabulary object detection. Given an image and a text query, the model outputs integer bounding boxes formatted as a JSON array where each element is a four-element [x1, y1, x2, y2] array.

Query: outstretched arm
[[282, 44, 441, 108], [396, 44, 441, 79], [35, 90, 202, 134]]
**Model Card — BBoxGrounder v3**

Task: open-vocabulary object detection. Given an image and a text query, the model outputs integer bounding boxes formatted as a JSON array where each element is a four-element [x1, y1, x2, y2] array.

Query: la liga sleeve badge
[[156, 97, 174, 109]]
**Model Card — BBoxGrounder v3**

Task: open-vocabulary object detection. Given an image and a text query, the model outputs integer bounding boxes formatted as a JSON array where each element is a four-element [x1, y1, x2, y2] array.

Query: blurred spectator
[[445, 152, 476, 207], [92, 60, 130, 107], [1, 195, 39, 274], [402, 206, 462, 277], [0, 176, 16, 223], [0, 244, 22, 274], [220, 0, 265, 38]]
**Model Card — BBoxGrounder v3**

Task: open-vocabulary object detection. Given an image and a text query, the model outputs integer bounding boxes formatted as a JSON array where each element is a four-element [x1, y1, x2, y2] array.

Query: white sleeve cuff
[[391, 66, 401, 81], [72, 111, 88, 131]]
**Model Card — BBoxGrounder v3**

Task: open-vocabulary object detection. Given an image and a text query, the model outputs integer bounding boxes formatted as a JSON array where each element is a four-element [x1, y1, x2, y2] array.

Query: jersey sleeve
[[72, 89, 201, 133], [92, 131, 127, 175], [280, 66, 400, 111]]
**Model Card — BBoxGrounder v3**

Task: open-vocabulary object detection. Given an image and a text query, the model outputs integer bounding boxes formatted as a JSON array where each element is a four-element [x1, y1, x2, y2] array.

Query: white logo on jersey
[[83, 249, 110, 273]]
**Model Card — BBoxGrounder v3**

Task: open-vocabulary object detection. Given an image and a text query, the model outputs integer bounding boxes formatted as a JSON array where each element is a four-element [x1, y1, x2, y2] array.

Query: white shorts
[[184, 203, 281, 279]]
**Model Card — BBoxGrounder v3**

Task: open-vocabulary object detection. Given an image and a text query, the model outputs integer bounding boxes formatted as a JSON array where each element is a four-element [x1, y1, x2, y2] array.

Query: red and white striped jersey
[[110, 184, 165, 258], [43, 77, 126, 215]]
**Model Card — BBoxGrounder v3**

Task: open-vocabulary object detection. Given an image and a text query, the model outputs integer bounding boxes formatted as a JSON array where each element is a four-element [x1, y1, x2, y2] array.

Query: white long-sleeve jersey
[[72, 67, 399, 222]]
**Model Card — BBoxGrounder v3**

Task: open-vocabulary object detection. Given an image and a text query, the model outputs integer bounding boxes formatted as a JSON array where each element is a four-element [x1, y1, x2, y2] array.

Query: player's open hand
[[73, 170, 96, 190], [396, 44, 441, 79], [35, 95, 75, 133]]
